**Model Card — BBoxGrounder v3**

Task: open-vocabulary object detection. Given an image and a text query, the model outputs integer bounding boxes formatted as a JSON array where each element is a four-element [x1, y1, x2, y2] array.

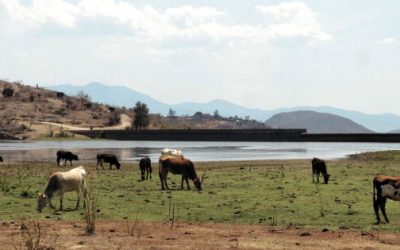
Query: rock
[[299, 232, 312, 237]]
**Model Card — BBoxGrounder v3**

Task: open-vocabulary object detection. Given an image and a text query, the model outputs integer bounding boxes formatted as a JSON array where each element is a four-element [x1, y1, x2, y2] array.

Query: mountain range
[[48, 82, 400, 132]]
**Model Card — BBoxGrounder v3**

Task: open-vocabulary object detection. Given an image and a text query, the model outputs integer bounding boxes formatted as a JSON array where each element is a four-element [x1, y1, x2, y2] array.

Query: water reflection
[[0, 140, 399, 163]]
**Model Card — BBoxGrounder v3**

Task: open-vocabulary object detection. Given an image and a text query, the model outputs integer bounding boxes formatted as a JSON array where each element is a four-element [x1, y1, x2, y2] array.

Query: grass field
[[2, 150, 400, 233]]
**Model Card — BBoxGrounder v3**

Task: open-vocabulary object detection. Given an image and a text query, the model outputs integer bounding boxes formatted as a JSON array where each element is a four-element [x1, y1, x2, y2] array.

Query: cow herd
[[0, 151, 398, 224]]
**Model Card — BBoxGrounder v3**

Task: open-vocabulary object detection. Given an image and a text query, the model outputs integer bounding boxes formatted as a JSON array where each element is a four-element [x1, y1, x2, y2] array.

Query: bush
[[2, 88, 14, 97]]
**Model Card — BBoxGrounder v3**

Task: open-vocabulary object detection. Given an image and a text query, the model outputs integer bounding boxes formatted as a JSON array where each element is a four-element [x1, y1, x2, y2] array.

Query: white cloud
[[0, 0, 330, 44], [379, 37, 397, 44], [256, 2, 331, 42]]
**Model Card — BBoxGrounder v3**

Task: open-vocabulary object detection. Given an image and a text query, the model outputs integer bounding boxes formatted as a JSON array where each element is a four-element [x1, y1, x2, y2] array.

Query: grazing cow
[[56, 150, 79, 166], [161, 148, 183, 157], [36, 166, 87, 212], [373, 175, 400, 224], [96, 154, 121, 170], [139, 157, 152, 180], [0, 156, 3, 162], [311, 158, 330, 184], [159, 155, 203, 191]]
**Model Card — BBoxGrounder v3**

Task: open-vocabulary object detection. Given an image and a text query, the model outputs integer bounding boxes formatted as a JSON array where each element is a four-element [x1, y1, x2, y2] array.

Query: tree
[[168, 108, 176, 117], [213, 110, 220, 118], [132, 101, 150, 129]]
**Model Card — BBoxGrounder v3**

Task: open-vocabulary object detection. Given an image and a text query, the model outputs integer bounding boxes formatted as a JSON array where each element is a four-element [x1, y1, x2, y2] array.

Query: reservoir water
[[0, 140, 399, 163]]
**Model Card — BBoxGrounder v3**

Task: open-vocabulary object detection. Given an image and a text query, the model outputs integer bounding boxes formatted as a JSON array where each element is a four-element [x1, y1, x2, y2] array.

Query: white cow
[[37, 166, 87, 212], [161, 148, 183, 157]]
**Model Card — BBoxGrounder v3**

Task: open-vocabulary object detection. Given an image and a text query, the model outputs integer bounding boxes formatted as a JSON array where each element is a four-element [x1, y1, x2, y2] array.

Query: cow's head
[[323, 174, 330, 184], [116, 162, 121, 170], [36, 193, 48, 212], [73, 154, 79, 161], [193, 178, 202, 191]]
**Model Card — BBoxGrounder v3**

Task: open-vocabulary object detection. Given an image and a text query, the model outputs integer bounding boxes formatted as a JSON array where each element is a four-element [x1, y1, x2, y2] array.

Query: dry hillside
[[0, 80, 125, 139], [0, 80, 267, 139]]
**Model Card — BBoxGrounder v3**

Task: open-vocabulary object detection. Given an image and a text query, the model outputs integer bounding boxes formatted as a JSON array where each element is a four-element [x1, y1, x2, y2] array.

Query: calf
[[139, 157, 152, 180], [159, 155, 203, 191], [57, 150, 79, 166], [37, 166, 87, 212], [311, 158, 330, 184], [373, 175, 400, 224], [96, 154, 121, 170]]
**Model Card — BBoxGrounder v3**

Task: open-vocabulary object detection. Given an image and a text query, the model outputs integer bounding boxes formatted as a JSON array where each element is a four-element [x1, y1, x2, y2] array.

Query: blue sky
[[1, 0, 399, 114]]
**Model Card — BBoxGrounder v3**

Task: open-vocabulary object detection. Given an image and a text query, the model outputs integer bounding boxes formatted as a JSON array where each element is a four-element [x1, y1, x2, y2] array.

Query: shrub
[[2, 88, 14, 97]]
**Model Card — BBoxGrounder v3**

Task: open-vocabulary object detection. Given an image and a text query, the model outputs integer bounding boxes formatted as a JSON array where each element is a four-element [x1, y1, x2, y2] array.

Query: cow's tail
[[373, 179, 377, 203]]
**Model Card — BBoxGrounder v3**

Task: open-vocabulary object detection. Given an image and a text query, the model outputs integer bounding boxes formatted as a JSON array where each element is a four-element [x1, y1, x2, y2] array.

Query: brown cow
[[159, 155, 202, 191], [373, 175, 400, 224]]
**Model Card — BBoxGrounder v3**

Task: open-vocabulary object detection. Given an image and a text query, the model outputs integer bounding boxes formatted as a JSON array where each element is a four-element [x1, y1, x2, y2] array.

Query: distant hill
[[388, 129, 400, 133], [48, 83, 400, 132], [265, 111, 374, 133]]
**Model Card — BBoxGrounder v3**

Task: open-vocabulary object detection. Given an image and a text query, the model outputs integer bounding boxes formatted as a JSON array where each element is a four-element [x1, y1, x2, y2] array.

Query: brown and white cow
[[373, 175, 400, 224], [37, 166, 87, 212], [159, 155, 202, 191]]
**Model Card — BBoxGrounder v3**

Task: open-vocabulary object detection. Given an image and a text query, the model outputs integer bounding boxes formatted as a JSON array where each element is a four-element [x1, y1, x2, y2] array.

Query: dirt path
[[1, 220, 399, 249], [37, 114, 132, 131]]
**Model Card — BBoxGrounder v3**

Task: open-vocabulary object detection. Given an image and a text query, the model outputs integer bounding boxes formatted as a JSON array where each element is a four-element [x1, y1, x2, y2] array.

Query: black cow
[[96, 154, 121, 170], [56, 151, 79, 166], [139, 157, 152, 180], [0, 156, 3, 162], [159, 155, 203, 191], [311, 158, 330, 184]]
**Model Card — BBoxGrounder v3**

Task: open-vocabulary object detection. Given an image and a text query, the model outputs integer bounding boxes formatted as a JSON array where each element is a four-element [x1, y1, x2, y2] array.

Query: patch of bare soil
[[1, 220, 399, 249]]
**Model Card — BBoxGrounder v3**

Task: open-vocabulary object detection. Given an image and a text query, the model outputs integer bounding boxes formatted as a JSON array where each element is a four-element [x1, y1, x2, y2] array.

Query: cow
[[139, 157, 152, 180], [0, 156, 2, 162], [96, 154, 121, 170], [36, 166, 87, 212], [56, 150, 79, 166], [159, 155, 203, 191], [373, 175, 400, 224], [311, 158, 330, 184], [161, 148, 183, 157]]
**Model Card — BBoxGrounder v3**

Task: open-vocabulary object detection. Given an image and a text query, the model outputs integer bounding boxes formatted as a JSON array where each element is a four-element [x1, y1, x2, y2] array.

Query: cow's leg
[[57, 157, 60, 166], [59, 193, 64, 211], [75, 190, 80, 209], [141, 168, 145, 181], [185, 177, 191, 190], [159, 172, 165, 190], [181, 175, 184, 189], [164, 172, 170, 190], [70, 160, 73, 166], [48, 198, 55, 209], [379, 197, 389, 223], [374, 196, 382, 224], [149, 169, 152, 180], [109, 163, 112, 170]]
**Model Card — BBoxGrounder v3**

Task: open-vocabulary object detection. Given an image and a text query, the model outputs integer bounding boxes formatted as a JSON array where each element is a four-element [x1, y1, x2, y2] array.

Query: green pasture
[[2, 151, 400, 231]]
